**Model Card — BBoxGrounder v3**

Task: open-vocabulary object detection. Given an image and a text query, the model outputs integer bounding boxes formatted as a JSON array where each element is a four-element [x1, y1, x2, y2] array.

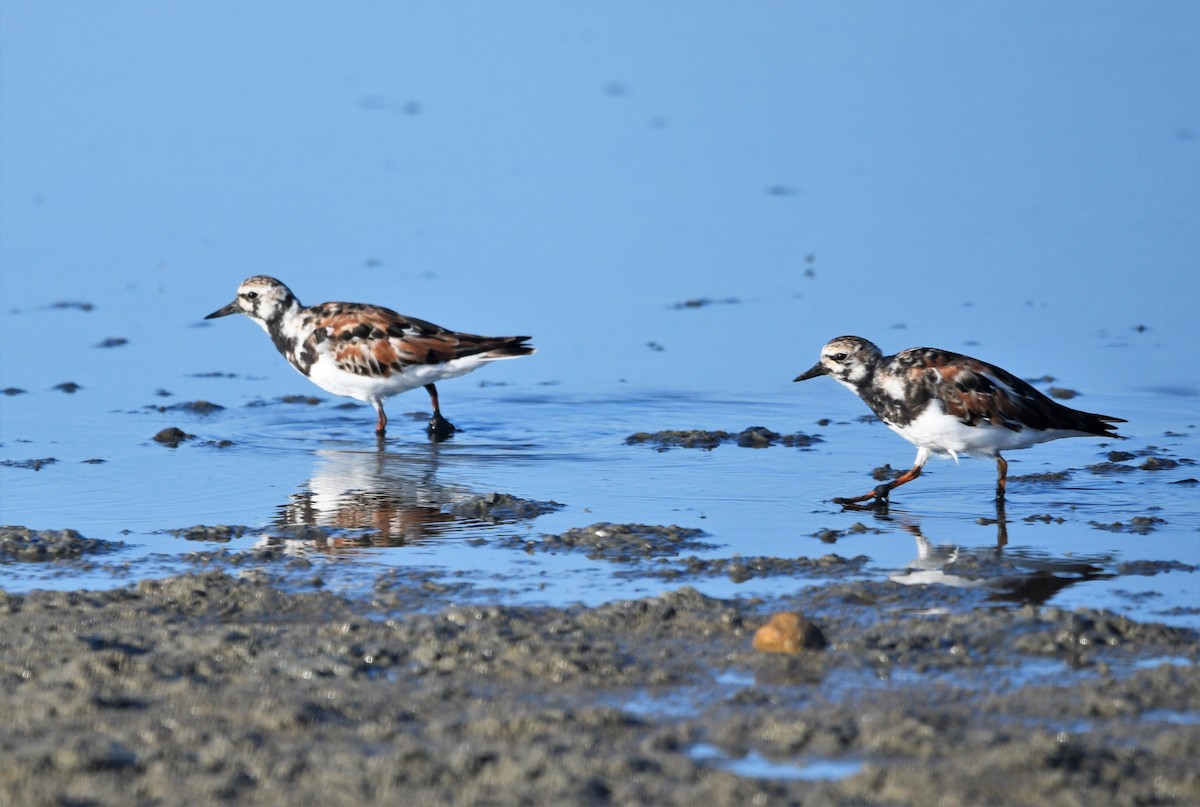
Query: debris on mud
[[167, 524, 250, 543], [1010, 470, 1072, 484], [625, 427, 822, 450], [811, 523, 884, 544], [507, 522, 716, 561], [154, 400, 225, 415], [1141, 457, 1180, 471], [1089, 517, 1168, 535], [448, 492, 564, 522], [1087, 460, 1138, 474], [1115, 559, 1198, 576], [639, 553, 870, 582], [0, 525, 122, 560]]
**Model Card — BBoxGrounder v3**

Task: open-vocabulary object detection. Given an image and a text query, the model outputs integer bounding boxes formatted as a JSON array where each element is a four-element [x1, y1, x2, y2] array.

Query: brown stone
[[753, 612, 827, 653]]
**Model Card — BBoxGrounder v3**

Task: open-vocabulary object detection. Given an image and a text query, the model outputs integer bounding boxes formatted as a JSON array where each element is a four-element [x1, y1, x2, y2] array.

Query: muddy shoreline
[[1, 524, 1197, 806]]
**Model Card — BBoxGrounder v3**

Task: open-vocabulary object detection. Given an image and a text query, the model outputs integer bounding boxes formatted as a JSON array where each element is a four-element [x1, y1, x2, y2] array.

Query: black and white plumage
[[794, 336, 1125, 504], [205, 276, 534, 439]]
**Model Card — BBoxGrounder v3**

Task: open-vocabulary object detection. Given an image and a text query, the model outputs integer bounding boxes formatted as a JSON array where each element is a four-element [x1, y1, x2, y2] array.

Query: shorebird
[[795, 336, 1124, 504], [206, 276, 534, 439]]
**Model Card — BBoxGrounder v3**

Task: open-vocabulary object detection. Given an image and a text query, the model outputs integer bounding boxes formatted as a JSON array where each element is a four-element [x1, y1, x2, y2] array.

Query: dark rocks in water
[[48, 301, 94, 311], [153, 427, 194, 447], [871, 464, 903, 481], [95, 337, 129, 348], [625, 427, 821, 451], [0, 525, 122, 560], [811, 522, 880, 544], [1087, 461, 1137, 475], [1089, 516, 1168, 535], [1140, 457, 1179, 471], [2, 387, 26, 396], [54, 382, 82, 394], [644, 553, 870, 583], [1047, 387, 1078, 400], [513, 522, 715, 562], [0, 458, 57, 471], [448, 493, 564, 522], [670, 297, 740, 310], [1010, 470, 1072, 484], [626, 430, 725, 450], [168, 525, 249, 543], [166, 401, 225, 415], [1115, 559, 1198, 576]]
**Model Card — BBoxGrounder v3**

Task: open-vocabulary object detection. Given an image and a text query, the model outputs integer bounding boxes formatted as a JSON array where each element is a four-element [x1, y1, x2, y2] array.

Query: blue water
[[2, 4, 1198, 627]]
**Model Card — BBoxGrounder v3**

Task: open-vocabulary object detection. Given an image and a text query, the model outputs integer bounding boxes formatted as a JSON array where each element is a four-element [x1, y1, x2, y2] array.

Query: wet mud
[[626, 427, 822, 450], [1, 524, 1197, 806]]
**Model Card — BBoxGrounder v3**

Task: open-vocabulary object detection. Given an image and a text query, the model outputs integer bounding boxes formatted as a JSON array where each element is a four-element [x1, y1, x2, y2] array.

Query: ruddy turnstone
[[794, 336, 1125, 504], [205, 276, 535, 439]]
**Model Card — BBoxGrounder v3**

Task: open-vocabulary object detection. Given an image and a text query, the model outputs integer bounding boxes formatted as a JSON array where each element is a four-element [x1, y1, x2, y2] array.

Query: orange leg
[[834, 463, 923, 506], [372, 400, 388, 435]]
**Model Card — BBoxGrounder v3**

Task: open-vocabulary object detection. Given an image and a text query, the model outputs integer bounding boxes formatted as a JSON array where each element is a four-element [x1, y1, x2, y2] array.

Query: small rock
[[448, 493, 564, 522], [753, 612, 827, 653], [0, 458, 57, 471], [153, 427, 194, 447], [167, 400, 224, 415], [1140, 457, 1178, 471]]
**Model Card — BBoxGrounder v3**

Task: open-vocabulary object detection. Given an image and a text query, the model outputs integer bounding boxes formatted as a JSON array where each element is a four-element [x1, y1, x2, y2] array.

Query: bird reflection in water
[[262, 447, 489, 552], [887, 508, 1115, 607]]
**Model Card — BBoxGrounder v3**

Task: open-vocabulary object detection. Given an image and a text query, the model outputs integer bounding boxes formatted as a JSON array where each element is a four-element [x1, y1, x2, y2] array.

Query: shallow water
[[2, 4, 1198, 628]]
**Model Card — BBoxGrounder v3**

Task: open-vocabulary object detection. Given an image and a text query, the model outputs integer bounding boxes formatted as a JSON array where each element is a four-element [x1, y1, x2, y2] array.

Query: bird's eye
[[831, 352, 847, 362], [245, 291, 259, 300]]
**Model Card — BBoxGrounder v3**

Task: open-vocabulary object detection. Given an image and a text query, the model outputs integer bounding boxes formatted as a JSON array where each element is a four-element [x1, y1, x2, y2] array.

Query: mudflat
[[1, 550, 1197, 806]]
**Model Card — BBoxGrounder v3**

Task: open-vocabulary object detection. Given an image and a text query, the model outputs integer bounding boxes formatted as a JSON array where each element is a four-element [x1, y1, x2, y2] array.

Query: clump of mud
[[1090, 516, 1168, 534], [634, 553, 870, 582], [0, 458, 57, 471], [505, 522, 716, 561], [811, 522, 884, 543], [448, 492, 564, 522], [0, 525, 122, 560], [152, 427, 194, 447], [167, 400, 225, 414], [167, 524, 250, 543], [626, 427, 822, 450]]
